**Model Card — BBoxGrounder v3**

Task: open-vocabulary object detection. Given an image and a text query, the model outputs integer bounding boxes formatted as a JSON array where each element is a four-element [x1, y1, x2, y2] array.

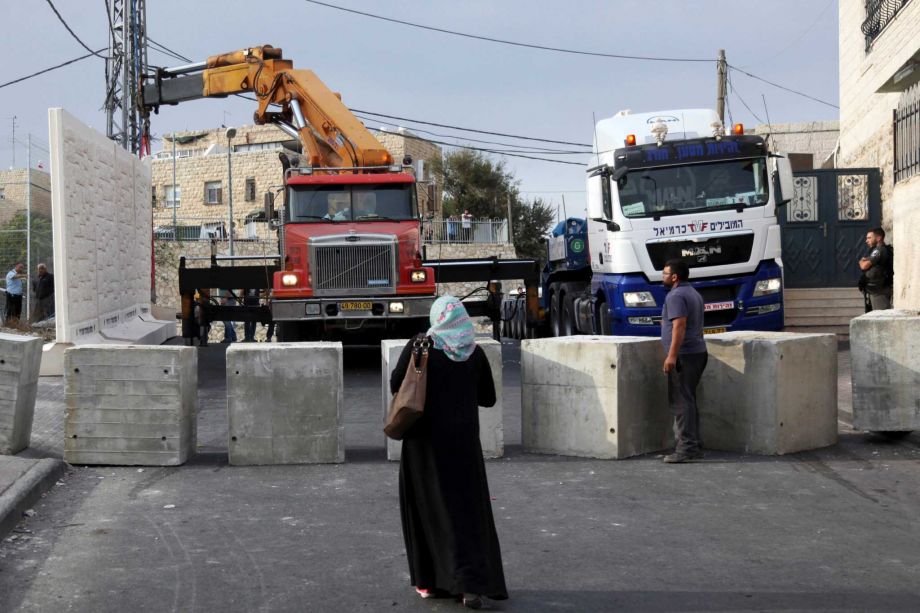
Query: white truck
[[535, 108, 794, 338]]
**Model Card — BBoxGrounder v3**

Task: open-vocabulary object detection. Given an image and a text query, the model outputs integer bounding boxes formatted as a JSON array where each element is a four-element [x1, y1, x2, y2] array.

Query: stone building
[[150, 124, 442, 232], [0, 169, 51, 225], [752, 121, 840, 170], [838, 0, 920, 307]]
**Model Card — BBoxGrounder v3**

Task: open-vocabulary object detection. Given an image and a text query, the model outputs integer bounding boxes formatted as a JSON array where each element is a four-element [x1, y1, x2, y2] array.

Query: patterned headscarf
[[426, 295, 476, 362]]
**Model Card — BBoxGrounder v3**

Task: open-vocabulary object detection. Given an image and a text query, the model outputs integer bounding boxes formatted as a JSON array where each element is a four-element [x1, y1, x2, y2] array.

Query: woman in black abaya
[[390, 295, 508, 609]]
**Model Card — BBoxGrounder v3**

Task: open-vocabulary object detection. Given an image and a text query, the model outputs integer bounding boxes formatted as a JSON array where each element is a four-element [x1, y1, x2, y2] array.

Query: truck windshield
[[617, 158, 768, 218], [288, 184, 416, 222]]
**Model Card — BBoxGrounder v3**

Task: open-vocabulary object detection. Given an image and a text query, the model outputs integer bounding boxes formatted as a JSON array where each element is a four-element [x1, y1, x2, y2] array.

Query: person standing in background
[[31, 263, 55, 321], [4, 262, 26, 324]]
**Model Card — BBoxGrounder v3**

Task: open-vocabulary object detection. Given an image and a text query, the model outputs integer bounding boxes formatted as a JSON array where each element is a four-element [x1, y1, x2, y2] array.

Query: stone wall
[[424, 243, 523, 299], [49, 109, 153, 343], [838, 1, 920, 308], [752, 121, 839, 168]]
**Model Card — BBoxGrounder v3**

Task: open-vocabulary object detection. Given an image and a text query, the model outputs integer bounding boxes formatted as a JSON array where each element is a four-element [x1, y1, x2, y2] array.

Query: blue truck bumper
[[593, 261, 784, 337]]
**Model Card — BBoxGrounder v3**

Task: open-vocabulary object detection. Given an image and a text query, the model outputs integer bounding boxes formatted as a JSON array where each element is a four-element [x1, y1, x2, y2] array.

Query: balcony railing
[[894, 82, 920, 183], [862, 0, 912, 49]]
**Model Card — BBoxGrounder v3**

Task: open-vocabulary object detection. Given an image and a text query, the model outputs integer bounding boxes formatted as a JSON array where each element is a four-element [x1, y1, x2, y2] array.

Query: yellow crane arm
[[142, 45, 392, 169]]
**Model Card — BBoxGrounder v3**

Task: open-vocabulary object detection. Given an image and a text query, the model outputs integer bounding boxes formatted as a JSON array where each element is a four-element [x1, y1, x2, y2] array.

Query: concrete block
[[227, 343, 344, 465], [850, 310, 920, 431], [64, 345, 197, 465], [0, 334, 44, 454], [699, 331, 837, 455], [521, 337, 671, 459], [382, 338, 504, 461]]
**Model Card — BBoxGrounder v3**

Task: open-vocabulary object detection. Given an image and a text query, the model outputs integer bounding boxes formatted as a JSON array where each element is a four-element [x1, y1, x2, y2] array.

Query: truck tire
[[550, 291, 562, 337], [597, 300, 613, 336], [561, 294, 576, 336], [276, 321, 300, 342]]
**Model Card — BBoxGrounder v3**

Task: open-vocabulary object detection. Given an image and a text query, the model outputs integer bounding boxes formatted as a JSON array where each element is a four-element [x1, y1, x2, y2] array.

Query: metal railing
[[894, 82, 920, 183], [152, 214, 276, 241], [421, 217, 510, 245], [862, 0, 911, 49]]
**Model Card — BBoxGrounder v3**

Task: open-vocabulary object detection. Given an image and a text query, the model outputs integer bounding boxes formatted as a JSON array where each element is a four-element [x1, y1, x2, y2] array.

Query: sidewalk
[[0, 456, 66, 540]]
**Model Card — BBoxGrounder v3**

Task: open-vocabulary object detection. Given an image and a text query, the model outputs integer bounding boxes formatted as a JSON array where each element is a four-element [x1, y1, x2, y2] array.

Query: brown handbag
[[384, 336, 431, 440]]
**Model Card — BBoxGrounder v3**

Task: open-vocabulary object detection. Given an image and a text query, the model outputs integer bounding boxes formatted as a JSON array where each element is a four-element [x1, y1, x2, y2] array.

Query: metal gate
[[779, 169, 881, 288]]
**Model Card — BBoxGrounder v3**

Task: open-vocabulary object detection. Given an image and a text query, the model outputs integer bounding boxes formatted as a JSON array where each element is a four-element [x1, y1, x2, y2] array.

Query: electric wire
[[728, 65, 838, 109], [302, 0, 714, 63], [0, 50, 103, 89], [395, 130, 586, 166], [44, 0, 110, 59], [729, 71, 765, 124]]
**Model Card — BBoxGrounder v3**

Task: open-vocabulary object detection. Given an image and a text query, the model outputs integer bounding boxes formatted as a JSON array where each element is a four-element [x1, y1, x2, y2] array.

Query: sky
[[0, 0, 839, 219]]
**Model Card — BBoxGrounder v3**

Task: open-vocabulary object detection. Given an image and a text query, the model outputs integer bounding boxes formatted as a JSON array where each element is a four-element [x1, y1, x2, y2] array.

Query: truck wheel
[[276, 322, 300, 342], [597, 300, 612, 336], [871, 431, 912, 440], [561, 294, 576, 336], [550, 292, 561, 337]]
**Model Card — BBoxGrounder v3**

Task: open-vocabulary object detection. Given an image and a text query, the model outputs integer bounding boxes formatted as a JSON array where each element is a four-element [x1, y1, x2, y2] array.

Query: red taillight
[[733, 123, 744, 135], [625, 134, 637, 146]]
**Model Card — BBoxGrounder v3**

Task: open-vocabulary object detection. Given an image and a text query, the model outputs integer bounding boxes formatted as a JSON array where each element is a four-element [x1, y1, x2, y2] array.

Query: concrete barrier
[[851, 310, 920, 432], [64, 345, 197, 465], [227, 343, 344, 465], [382, 338, 504, 461], [699, 331, 837, 455], [521, 337, 671, 459], [0, 334, 44, 454]]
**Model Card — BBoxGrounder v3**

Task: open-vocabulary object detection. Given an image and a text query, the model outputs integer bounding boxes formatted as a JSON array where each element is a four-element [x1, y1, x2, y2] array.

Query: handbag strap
[[411, 334, 431, 373]]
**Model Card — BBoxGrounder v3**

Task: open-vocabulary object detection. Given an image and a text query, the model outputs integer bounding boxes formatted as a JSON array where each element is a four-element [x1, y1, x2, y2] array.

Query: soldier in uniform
[[858, 227, 894, 311]]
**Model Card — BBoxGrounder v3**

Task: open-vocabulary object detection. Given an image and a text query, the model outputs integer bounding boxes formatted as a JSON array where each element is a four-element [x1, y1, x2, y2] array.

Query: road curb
[[0, 458, 68, 541]]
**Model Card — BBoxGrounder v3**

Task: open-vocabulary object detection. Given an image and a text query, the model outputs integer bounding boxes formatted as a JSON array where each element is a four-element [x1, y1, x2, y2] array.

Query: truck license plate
[[340, 301, 373, 311], [703, 327, 727, 335], [704, 301, 734, 312]]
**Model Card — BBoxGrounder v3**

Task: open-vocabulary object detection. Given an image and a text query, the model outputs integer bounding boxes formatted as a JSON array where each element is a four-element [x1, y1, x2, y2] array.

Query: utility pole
[[105, 0, 149, 155], [11, 116, 16, 167], [171, 133, 177, 240], [506, 194, 514, 243], [26, 135, 31, 319], [716, 49, 727, 124]]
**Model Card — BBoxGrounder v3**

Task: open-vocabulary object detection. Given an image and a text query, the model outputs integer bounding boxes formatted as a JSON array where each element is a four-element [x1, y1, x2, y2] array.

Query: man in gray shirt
[[660, 259, 708, 463]]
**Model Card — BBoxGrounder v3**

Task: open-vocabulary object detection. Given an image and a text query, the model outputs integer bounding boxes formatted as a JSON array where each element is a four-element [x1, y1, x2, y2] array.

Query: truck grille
[[311, 241, 397, 296], [647, 234, 754, 269]]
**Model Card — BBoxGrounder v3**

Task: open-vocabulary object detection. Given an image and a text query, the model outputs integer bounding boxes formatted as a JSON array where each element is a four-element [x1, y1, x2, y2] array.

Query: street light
[[226, 127, 237, 256]]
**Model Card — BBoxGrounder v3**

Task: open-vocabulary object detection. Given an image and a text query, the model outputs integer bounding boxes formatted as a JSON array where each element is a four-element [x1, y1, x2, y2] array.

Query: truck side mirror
[[587, 165, 620, 222], [264, 191, 275, 220], [772, 155, 794, 207]]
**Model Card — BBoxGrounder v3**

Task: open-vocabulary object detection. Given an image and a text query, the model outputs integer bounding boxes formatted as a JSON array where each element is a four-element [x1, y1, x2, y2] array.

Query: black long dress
[[390, 341, 508, 600]]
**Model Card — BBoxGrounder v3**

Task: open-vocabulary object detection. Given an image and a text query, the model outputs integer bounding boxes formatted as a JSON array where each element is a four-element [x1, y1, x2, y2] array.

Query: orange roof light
[[732, 123, 744, 135], [625, 134, 637, 146]]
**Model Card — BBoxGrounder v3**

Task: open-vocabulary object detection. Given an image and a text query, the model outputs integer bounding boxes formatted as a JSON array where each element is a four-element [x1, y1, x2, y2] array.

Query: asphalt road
[[2, 341, 920, 612]]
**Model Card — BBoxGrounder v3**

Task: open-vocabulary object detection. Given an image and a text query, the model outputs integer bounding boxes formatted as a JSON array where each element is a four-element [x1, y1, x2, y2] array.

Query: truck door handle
[[822, 222, 827, 238]]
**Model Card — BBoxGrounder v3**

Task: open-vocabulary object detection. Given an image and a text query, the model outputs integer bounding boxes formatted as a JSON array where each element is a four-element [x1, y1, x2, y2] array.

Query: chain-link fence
[[0, 135, 54, 328]]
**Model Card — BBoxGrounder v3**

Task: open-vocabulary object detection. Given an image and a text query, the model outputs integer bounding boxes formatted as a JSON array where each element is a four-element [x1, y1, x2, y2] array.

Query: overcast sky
[[0, 0, 838, 217]]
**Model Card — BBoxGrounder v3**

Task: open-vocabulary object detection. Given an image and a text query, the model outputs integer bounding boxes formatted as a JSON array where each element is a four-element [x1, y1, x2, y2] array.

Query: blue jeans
[[223, 321, 237, 343]]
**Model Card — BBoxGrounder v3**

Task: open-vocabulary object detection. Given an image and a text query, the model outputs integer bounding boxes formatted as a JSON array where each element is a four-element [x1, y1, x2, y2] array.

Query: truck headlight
[[410, 270, 427, 283], [753, 278, 782, 296], [623, 291, 656, 307], [281, 273, 298, 287]]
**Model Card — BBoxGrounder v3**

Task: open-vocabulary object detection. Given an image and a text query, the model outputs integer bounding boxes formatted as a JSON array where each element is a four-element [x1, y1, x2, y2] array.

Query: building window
[[165, 185, 181, 208], [205, 181, 223, 205], [245, 177, 256, 201], [894, 82, 920, 183], [862, 0, 911, 49]]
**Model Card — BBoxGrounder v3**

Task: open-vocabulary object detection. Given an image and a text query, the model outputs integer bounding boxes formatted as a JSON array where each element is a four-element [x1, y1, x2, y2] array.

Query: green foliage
[[511, 198, 556, 264], [432, 150, 556, 265]]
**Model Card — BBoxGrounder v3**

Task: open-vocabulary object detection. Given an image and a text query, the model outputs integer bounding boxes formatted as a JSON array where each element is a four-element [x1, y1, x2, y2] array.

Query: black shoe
[[461, 594, 483, 609], [663, 450, 703, 463]]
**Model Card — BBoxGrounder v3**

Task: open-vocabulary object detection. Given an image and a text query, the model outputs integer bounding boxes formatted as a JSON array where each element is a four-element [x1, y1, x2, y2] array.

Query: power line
[[148, 38, 192, 63], [728, 65, 838, 109], [357, 114, 588, 154], [44, 0, 109, 59], [352, 109, 591, 148], [394, 130, 586, 166], [729, 72, 765, 124], [302, 0, 714, 63], [0, 50, 103, 90]]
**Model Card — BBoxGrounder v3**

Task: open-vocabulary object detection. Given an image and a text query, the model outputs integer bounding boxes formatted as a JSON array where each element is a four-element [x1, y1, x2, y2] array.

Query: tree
[[0, 211, 53, 277], [432, 149, 556, 264], [510, 197, 556, 264], [432, 150, 517, 219]]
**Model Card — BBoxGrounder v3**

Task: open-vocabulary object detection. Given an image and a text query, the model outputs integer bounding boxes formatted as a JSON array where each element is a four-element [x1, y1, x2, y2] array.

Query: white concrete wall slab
[[63, 345, 197, 465], [850, 310, 920, 431], [383, 338, 504, 461], [0, 333, 44, 454], [47, 108, 172, 351], [227, 343, 344, 465], [699, 331, 837, 455], [521, 336, 671, 459]]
